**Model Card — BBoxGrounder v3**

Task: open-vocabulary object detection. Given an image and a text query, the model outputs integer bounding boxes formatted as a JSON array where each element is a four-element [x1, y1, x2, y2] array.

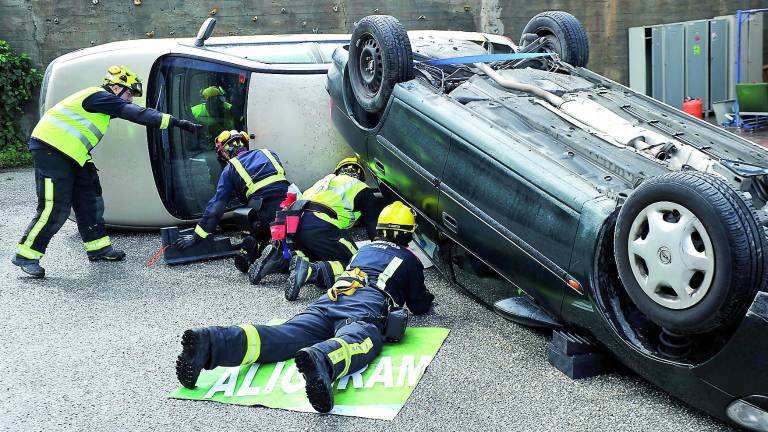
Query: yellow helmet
[[201, 86, 226, 99], [103, 65, 143, 96], [376, 201, 416, 236], [334, 155, 365, 181], [215, 130, 249, 160]]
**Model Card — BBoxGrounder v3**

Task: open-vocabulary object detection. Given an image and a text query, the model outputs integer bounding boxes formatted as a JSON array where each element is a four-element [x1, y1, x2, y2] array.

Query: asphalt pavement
[[0, 167, 736, 431]]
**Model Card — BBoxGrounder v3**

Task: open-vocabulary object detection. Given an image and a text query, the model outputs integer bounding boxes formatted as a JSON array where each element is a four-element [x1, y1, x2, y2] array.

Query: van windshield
[[148, 56, 249, 219]]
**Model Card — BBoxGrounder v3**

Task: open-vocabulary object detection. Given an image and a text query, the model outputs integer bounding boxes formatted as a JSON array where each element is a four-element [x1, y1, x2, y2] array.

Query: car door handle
[[442, 212, 458, 234], [374, 158, 386, 175]]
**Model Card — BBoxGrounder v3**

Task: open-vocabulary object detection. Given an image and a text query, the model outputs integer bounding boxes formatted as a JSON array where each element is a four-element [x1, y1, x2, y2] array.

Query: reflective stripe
[[44, 115, 94, 151], [247, 174, 286, 197], [160, 113, 171, 129], [194, 225, 209, 239], [16, 244, 43, 259], [230, 157, 287, 198], [376, 257, 403, 291], [24, 178, 54, 248], [55, 107, 104, 141], [349, 338, 373, 356], [338, 238, 357, 255], [329, 261, 344, 278], [328, 337, 352, 377], [238, 324, 261, 365], [260, 149, 285, 175], [83, 236, 112, 251]]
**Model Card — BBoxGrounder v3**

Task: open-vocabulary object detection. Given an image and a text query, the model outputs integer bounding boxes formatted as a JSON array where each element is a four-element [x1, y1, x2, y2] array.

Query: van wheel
[[614, 171, 768, 335], [348, 15, 413, 113], [521, 11, 589, 68]]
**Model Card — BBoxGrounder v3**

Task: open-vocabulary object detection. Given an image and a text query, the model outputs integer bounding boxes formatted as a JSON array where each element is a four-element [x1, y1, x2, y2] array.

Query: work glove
[[175, 233, 201, 250], [176, 119, 203, 133]]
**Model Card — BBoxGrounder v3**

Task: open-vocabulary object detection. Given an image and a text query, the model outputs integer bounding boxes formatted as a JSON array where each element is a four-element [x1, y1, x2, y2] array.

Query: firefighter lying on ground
[[248, 156, 385, 301], [174, 130, 290, 273], [12, 65, 202, 278], [175, 201, 435, 413]]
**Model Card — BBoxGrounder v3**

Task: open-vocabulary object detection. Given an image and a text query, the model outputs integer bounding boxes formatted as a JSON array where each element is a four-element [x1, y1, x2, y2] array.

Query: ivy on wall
[[0, 40, 42, 169]]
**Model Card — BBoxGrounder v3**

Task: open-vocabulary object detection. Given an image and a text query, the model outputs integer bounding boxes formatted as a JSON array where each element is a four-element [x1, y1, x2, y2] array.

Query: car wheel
[[521, 11, 589, 68], [348, 15, 413, 113], [614, 171, 768, 335]]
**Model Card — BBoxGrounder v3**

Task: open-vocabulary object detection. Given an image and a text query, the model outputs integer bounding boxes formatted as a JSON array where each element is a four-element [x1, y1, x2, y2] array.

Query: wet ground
[[0, 168, 738, 431]]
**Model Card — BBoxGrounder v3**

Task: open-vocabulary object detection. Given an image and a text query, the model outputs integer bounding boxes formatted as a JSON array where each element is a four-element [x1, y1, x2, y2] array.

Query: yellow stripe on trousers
[[24, 178, 54, 248]]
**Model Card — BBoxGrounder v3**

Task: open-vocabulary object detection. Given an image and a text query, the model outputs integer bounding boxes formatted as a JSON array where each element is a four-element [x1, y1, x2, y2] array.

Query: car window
[[206, 42, 344, 64], [148, 56, 248, 219]]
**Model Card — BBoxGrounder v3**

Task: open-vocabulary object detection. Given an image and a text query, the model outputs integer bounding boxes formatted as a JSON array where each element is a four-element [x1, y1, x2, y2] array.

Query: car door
[[438, 131, 583, 312], [367, 96, 450, 223]]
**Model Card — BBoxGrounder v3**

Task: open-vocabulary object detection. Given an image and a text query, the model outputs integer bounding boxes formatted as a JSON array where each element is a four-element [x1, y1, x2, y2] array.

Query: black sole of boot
[[295, 350, 333, 413], [176, 329, 206, 389]]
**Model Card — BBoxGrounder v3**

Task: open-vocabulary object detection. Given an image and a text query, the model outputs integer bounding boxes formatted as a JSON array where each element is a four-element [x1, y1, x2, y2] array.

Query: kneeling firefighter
[[175, 201, 435, 413], [12, 65, 202, 278], [174, 130, 290, 272], [248, 156, 384, 300]]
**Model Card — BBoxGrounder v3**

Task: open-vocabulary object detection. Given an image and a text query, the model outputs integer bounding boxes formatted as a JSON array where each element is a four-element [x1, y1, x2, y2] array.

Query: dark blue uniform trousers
[[207, 287, 388, 379]]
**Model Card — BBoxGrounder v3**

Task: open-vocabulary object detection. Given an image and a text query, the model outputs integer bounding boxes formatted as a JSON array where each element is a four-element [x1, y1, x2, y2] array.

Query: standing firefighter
[[174, 130, 290, 272], [11, 66, 202, 277], [249, 156, 383, 300], [175, 201, 434, 413]]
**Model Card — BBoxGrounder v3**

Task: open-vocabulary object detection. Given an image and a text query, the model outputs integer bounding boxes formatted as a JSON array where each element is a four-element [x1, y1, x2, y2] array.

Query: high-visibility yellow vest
[[303, 174, 368, 229], [191, 102, 235, 129], [31, 87, 111, 166]]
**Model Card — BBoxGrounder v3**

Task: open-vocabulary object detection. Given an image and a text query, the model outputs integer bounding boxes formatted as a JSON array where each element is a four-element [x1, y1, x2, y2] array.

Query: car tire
[[521, 11, 589, 68], [348, 15, 413, 113], [614, 171, 768, 335]]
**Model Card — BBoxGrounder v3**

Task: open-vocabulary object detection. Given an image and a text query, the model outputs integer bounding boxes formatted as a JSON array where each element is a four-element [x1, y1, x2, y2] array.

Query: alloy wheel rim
[[627, 201, 715, 310]]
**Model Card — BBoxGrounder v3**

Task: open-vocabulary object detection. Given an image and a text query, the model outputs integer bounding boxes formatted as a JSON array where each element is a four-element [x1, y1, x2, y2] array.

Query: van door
[[368, 97, 450, 223]]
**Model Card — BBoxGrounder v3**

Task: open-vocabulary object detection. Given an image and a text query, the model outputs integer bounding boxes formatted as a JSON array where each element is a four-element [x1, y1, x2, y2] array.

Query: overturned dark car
[[327, 12, 768, 431]]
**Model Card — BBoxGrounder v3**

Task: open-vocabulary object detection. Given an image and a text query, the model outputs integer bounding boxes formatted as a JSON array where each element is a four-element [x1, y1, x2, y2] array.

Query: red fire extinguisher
[[682, 97, 703, 119]]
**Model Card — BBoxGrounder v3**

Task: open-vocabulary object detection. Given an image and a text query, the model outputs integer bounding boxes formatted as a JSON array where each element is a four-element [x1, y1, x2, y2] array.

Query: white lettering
[[336, 364, 368, 390], [365, 356, 394, 388], [281, 364, 305, 394], [235, 363, 262, 396], [396, 355, 432, 387], [263, 361, 285, 394], [204, 367, 240, 398]]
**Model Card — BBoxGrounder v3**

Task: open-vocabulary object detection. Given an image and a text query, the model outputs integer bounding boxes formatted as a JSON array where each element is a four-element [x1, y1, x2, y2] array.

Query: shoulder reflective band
[[238, 324, 261, 365], [260, 148, 284, 176], [376, 256, 403, 292], [230, 156, 287, 198], [416, 52, 554, 66], [338, 238, 357, 255]]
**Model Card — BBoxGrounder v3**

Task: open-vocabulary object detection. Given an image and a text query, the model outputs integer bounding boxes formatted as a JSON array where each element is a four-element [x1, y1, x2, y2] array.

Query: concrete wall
[[2, 0, 767, 124]]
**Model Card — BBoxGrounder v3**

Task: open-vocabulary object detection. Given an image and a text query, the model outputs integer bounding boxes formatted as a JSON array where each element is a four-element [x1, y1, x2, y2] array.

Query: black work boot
[[287, 256, 327, 301], [88, 246, 126, 262], [176, 328, 212, 389], [234, 236, 256, 274], [294, 347, 335, 413], [248, 243, 286, 285], [11, 255, 45, 278]]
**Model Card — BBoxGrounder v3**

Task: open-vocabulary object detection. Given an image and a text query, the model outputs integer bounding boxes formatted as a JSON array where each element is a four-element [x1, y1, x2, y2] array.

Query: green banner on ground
[[168, 327, 449, 420]]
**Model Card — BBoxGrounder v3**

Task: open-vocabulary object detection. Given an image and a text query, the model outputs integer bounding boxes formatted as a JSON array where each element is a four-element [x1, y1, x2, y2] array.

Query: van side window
[[148, 56, 249, 219]]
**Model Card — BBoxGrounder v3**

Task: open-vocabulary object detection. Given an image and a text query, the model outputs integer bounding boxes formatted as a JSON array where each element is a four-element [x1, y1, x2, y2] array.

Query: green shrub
[[0, 40, 41, 169]]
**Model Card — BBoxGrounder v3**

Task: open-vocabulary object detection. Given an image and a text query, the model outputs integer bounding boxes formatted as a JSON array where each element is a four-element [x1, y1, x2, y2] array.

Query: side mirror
[[194, 18, 216, 47]]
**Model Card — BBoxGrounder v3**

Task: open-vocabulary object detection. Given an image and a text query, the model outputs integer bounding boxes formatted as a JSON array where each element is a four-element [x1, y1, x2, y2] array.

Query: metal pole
[[732, 9, 744, 127]]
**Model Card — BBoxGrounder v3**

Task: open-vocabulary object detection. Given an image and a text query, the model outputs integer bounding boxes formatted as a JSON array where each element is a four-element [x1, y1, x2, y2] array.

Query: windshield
[[205, 42, 346, 64]]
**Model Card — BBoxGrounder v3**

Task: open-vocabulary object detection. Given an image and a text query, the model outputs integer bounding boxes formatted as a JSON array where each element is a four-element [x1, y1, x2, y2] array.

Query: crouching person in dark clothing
[[175, 201, 434, 413]]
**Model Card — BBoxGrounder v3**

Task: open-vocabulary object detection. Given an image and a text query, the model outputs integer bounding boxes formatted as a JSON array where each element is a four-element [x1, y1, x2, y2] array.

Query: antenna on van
[[195, 18, 216, 47]]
